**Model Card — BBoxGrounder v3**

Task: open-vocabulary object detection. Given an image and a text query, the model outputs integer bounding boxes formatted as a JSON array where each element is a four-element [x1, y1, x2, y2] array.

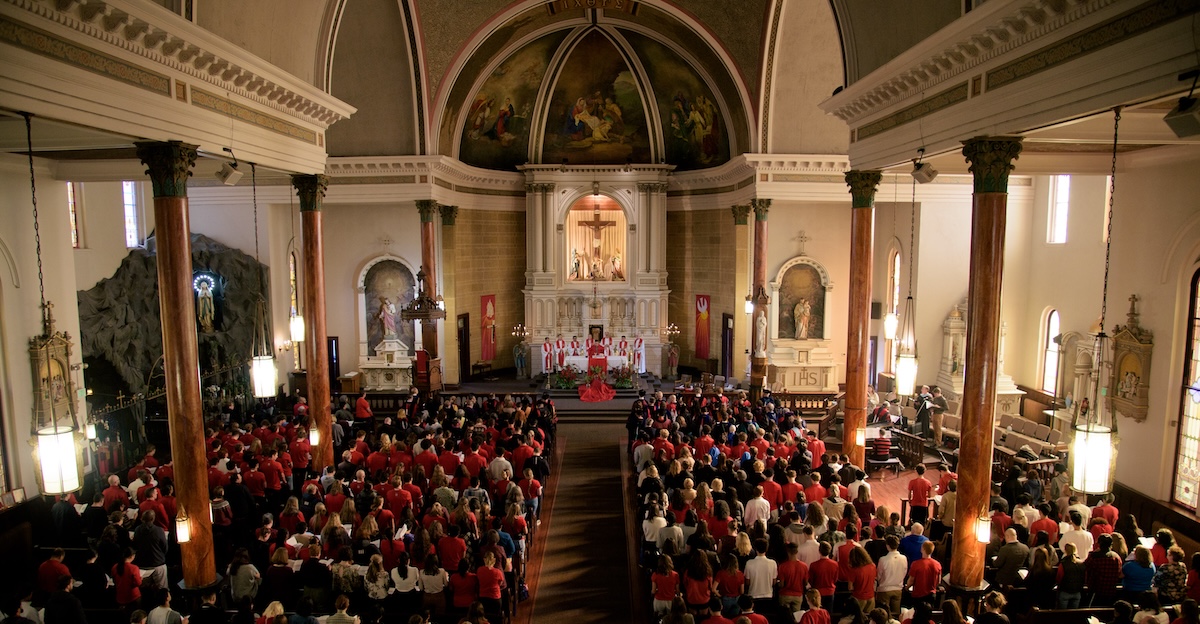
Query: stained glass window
[[1173, 270, 1200, 509]]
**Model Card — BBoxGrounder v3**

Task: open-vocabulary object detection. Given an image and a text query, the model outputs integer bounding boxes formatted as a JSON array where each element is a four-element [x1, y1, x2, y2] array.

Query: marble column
[[732, 205, 751, 382], [415, 200, 441, 358], [293, 174, 333, 471], [440, 206, 459, 385], [951, 137, 1023, 590], [750, 198, 771, 401], [844, 171, 881, 468], [135, 141, 215, 588]]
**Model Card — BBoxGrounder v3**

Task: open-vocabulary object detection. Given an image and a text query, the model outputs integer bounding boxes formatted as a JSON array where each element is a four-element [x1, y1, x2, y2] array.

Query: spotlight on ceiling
[[215, 147, 243, 186], [911, 147, 938, 184], [1164, 70, 1200, 139]]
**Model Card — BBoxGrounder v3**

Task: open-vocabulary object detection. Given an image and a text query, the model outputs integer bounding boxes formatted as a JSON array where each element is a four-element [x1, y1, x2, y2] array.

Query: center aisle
[[530, 422, 639, 623]]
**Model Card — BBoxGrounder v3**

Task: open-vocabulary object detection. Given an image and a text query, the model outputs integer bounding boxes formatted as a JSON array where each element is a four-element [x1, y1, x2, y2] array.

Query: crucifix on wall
[[577, 210, 617, 280], [794, 230, 811, 256]]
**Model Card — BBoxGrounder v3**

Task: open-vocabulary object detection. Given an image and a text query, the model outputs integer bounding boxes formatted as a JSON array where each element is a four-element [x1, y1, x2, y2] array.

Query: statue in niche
[[755, 310, 768, 357], [195, 277, 215, 333], [377, 297, 398, 339], [793, 299, 812, 340], [570, 249, 582, 280]]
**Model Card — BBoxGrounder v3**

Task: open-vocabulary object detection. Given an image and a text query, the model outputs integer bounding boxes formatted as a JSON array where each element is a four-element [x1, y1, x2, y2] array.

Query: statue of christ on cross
[[577, 210, 616, 278]]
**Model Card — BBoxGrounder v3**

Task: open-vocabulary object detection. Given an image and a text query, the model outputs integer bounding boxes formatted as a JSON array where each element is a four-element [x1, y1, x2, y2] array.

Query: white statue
[[755, 310, 768, 357]]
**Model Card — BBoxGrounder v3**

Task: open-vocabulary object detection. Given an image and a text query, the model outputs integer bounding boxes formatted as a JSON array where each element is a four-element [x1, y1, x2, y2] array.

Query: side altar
[[765, 256, 839, 393], [355, 255, 416, 391]]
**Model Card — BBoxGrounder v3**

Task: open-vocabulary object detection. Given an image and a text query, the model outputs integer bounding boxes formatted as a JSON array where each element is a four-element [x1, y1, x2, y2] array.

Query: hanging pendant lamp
[[1071, 108, 1123, 495], [883, 176, 900, 341], [248, 162, 277, 398], [895, 168, 920, 396], [23, 113, 82, 495]]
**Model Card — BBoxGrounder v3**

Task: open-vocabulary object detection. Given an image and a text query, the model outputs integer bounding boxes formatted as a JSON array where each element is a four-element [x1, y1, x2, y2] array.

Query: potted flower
[[612, 365, 636, 389]]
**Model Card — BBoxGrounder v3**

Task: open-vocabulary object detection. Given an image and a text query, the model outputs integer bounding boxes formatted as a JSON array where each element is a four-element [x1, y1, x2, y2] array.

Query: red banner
[[695, 294, 710, 360], [481, 295, 496, 361]]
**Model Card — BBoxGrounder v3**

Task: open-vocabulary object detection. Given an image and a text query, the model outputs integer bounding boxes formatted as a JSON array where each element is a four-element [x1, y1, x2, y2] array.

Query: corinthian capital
[[962, 137, 1023, 193]]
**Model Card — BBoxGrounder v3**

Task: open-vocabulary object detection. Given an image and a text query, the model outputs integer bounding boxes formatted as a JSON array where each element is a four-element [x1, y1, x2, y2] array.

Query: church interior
[[1, 0, 1200, 622]]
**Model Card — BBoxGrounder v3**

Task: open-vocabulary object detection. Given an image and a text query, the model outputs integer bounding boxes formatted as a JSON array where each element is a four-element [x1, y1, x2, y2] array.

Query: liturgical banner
[[481, 295, 496, 361], [695, 295, 710, 360]]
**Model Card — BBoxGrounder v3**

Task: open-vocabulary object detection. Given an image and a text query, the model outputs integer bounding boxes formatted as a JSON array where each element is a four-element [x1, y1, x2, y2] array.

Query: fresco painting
[[623, 30, 728, 170], [458, 31, 568, 171], [541, 31, 651, 165]]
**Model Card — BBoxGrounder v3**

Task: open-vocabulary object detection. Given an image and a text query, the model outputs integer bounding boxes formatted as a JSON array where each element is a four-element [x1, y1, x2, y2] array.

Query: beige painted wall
[[196, 0, 328, 86], [768, 0, 849, 154], [452, 209, 527, 373], [666, 209, 736, 371]]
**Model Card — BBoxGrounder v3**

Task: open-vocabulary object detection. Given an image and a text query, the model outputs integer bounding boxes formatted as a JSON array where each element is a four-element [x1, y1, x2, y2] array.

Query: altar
[[563, 355, 627, 372]]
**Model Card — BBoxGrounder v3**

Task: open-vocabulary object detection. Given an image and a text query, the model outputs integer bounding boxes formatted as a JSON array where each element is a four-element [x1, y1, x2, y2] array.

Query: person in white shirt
[[847, 471, 871, 502], [642, 507, 667, 545], [1059, 510, 1093, 555], [875, 536, 908, 618], [744, 485, 771, 530], [744, 538, 779, 604], [797, 525, 822, 566], [1066, 496, 1092, 527]]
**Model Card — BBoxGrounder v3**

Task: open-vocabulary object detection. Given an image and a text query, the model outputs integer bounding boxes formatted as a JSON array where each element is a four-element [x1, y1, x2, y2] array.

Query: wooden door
[[457, 314, 470, 381]]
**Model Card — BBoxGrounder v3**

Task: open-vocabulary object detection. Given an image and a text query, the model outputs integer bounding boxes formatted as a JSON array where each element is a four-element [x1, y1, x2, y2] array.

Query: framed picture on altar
[[588, 325, 604, 342]]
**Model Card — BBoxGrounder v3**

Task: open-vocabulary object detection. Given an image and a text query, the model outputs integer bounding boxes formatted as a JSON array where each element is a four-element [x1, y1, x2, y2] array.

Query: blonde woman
[[805, 501, 828, 537], [258, 601, 285, 624], [365, 553, 389, 606]]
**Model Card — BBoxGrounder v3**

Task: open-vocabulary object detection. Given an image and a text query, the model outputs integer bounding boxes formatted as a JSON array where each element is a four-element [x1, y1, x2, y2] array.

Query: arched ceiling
[[434, 2, 759, 171]]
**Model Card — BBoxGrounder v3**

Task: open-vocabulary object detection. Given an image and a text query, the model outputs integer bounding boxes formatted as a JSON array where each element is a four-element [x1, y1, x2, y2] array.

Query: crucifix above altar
[[567, 194, 625, 281]]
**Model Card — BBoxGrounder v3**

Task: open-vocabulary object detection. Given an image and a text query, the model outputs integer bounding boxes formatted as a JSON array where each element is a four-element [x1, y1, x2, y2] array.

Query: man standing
[[929, 386, 949, 445], [354, 390, 373, 432], [744, 538, 778, 616], [133, 511, 168, 592], [809, 543, 840, 607], [744, 485, 771, 530], [187, 589, 225, 624], [875, 536, 907, 618], [905, 541, 942, 606], [907, 464, 933, 526], [914, 385, 933, 437], [1060, 510, 1094, 555], [555, 333, 567, 370], [994, 528, 1031, 587], [146, 589, 186, 624], [898, 523, 928, 567]]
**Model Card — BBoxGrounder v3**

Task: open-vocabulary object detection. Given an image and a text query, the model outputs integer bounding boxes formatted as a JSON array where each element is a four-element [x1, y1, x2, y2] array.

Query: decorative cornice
[[135, 140, 196, 198], [962, 137, 1023, 193], [820, 0, 1125, 125], [845, 170, 883, 208], [6, 0, 355, 129]]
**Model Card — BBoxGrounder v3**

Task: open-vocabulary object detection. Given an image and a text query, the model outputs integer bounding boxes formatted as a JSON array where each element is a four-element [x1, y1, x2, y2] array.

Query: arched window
[[1041, 310, 1061, 394], [1172, 269, 1200, 509], [884, 248, 901, 371]]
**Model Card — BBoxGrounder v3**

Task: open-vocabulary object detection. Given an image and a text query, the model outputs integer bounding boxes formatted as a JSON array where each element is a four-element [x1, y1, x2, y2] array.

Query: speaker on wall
[[870, 301, 882, 320]]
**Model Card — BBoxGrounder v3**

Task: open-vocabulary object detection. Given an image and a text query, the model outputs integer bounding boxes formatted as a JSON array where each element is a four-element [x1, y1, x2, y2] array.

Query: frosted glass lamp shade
[[37, 426, 79, 494], [883, 313, 899, 340], [176, 514, 191, 543], [1072, 424, 1114, 494], [895, 354, 918, 396], [976, 517, 991, 543], [309, 428, 319, 446], [251, 355, 277, 398], [289, 315, 305, 343]]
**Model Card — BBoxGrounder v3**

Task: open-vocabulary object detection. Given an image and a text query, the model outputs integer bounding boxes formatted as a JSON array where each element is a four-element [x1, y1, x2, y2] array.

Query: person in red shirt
[[809, 542, 840, 606], [260, 449, 284, 495], [905, 540, 942, 604], [438, 525, 469, 573], [102, 474, 130, 511], [805, 475, 827, 507], [651, 555, 681, 617], [243, 459, 267, 499], [518, 468, 543, 520], [138, 488, 170, 532], [1028, 503, 1059, 546], [990, 503, 1013, 536], [800, 589, 832, 624], [937, 463, 958, 495], [777, 542, 810, 612], [112, 547, 142, 608], [447, 560, 479, 611], [837, 526, 861, 581], [907, 464, 933, 526], [37, 548, 71, 595], [713, 553, 744, 611], [760, 469, 784, 511], [141, 445, 159, 469], [476, 551, 507, 618], [807, 432, 826, 469], [846, 546, 878, 612], [462, 444, 488, 478], [695, 426, 715, 460]]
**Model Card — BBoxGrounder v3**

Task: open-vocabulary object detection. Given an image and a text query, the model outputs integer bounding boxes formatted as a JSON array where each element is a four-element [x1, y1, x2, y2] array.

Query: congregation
[[628, 390, 1200, 624], [10, 389, 557, 624]]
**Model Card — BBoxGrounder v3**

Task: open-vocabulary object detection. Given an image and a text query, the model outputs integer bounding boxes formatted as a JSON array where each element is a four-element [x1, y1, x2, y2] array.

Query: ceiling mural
[[458, 30, 569, 171], [622, 29, 728, 170], [540, 30, 651, 166]]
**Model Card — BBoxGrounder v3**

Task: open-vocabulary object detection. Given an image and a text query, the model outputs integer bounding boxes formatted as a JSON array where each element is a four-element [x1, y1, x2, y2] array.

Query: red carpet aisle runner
[[578, 377, 616, 402]]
